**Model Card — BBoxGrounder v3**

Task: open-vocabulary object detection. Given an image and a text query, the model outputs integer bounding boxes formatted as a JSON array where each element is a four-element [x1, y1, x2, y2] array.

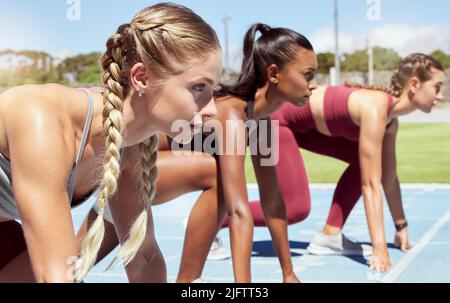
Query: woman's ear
[[408, 76, 422, 94], [267, 64, 279, 84], [130, 63, 149, 92]]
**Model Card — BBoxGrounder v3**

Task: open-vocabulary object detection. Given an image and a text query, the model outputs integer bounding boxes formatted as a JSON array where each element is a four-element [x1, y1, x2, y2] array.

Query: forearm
[[261, 200, 294, 277], [126, 243, 167, 283], [383, 176, 407, 224], [228, 213, 253, 283], [22, 224, 78, 283], [362, 183, 387, 249]]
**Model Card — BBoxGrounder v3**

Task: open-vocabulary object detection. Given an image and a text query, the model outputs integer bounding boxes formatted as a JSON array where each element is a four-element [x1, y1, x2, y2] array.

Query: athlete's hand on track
[[369, 246, 391, 272], [283, 272, 301, 283], [394, 228, 412, 252]]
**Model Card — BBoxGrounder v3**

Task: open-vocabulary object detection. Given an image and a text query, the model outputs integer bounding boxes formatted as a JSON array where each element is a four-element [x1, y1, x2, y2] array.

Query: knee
[[197, 156, 217, 190], [286, 198, 311, 224]]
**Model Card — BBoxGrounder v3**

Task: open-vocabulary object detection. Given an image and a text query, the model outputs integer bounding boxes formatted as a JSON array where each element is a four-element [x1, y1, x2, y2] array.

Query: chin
[[418, 105, 433, 114], [290, 97, 308, 107]]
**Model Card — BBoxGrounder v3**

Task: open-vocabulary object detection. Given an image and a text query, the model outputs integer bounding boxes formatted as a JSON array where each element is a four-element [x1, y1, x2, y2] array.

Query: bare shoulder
[[355, 89, 390, 114], [2, 85, 66, 134], [215, 95, 248, 122], [0, 84, 70, 121], [0, 85, 78, 167]]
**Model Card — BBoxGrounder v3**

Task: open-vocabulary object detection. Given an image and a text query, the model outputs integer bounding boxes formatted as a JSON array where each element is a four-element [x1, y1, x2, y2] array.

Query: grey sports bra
[[0, 88, 94, 220], [68, 88, 94, 203]]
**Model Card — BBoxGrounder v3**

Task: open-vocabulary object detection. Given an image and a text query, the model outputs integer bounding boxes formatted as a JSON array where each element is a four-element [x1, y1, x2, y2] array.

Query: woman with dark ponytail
[[170, 23, 317, 283], [78, 23, 318, 283], [229, 53, 446, 272]]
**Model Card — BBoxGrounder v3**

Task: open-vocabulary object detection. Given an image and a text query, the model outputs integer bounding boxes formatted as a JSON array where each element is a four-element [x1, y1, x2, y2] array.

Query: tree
[[316, 52, 335, 74], [341, 47, 401, 72], [60, 52, 102, 84], [341, 49, 368, 72], [430, 50, 450, 69], [372, 47, 401, 71], [0, 50, 58, 86]]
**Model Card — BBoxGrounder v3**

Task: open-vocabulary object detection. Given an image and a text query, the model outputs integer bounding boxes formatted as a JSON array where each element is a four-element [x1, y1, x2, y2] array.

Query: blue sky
[[0, 0, 449, 67]]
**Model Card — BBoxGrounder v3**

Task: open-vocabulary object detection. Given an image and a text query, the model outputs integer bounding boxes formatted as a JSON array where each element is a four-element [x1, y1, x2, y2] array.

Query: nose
[[200, 96, 217, 121], [436, 91, 444, 101], [309, 79, 318, 91]]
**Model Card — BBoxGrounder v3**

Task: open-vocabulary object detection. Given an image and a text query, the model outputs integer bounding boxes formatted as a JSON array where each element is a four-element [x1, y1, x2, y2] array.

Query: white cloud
[[310, 28, 364, 54], [310, 24, 450, 56]]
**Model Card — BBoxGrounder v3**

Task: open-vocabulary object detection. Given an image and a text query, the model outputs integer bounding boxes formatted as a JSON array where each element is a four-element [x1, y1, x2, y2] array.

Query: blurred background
[[0, 0, 449, 183], [0, 0, 449, 102]]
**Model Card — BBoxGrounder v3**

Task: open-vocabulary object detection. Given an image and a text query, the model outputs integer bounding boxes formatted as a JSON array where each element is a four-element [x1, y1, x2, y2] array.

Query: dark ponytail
[[216, 23, 313, 101]]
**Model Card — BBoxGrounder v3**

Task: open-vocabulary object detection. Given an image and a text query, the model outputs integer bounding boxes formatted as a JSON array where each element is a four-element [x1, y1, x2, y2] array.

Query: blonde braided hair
[[345, 53, 444, 98], [75, 2, 219, 281]]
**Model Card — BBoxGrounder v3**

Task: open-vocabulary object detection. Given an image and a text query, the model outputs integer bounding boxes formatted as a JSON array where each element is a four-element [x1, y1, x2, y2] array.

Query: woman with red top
[[220, 53, 446, 272]]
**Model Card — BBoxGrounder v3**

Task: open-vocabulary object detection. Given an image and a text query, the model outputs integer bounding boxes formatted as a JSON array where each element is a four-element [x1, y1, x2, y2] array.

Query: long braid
[[110, 134, 159, 267], [75, 31, 126, 282], [344, 82, 400, 97], [73, 3, 220, 280]]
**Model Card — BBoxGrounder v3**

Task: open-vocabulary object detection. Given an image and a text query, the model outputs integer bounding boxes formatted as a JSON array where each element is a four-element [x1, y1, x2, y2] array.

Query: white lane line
[[381, 207, 450, 283], [88, 272, 127, 278], [261, 183, 450, 191]]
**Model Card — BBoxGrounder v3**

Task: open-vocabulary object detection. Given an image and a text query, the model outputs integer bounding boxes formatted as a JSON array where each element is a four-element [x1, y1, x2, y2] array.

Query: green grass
[[245, 123, 450, 184]]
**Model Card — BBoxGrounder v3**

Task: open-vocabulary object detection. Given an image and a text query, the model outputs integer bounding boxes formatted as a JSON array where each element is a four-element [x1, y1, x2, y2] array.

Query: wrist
[[372, 241, 388, 251], [395, 220, 408, 232], [282, 269, 295, 278]]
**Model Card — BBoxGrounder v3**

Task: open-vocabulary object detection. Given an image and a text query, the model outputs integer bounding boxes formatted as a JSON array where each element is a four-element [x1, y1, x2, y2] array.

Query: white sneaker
[[182, 218, 230, 261], [307, 232, 372, 257], [207, 236, 231, 261]]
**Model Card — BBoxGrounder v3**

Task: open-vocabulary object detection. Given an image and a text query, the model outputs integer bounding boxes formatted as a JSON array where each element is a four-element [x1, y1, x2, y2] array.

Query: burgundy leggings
[[0, 221, 27, 270], [222, 126, 362, 228]]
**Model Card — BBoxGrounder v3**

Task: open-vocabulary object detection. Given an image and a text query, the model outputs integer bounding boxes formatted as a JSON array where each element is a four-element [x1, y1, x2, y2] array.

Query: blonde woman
[[0, 3, 221, 283]]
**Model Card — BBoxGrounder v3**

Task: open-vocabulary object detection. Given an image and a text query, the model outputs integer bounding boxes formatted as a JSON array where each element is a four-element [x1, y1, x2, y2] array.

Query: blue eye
[[192, 84, 206, 93]]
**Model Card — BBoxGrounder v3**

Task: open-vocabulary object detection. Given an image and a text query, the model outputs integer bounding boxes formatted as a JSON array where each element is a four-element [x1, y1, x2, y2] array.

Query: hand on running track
[[394, 228, 412, 251], [369, 247, 391, 272], [283, 272, 301, 283]]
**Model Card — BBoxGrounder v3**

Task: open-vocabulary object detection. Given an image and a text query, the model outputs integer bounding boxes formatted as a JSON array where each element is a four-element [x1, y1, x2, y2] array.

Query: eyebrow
[[192, 77, 216, 85]]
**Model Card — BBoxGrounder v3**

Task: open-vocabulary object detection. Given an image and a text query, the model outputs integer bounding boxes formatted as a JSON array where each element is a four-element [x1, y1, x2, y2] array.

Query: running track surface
[[71, 185, 450, 283]]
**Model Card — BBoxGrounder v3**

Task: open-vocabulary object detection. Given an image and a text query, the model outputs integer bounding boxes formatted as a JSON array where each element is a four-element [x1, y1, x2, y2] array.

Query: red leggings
[[222, 126, 361, 228]]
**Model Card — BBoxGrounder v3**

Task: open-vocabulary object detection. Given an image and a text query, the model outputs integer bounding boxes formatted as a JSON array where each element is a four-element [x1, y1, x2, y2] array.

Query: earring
[[138, 89, 145, 97]]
